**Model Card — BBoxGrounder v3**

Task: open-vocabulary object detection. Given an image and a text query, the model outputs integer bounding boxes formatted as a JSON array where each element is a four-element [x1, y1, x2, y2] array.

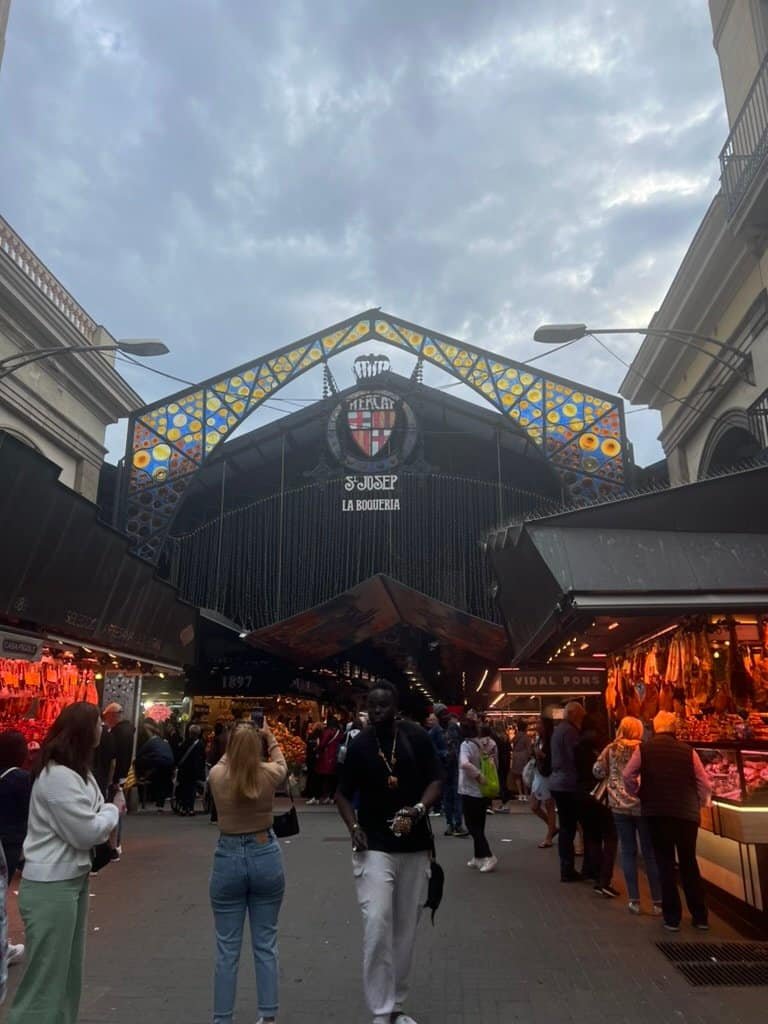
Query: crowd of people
[[0, 690, 716, 1023]]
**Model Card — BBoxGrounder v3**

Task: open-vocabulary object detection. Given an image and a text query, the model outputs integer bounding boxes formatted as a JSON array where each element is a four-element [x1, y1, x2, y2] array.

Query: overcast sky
[[1, 1, 727, 466]]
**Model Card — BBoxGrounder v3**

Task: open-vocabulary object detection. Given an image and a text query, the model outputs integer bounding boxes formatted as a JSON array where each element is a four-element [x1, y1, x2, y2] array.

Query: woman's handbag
[[273, 787, 300, 838], [90, 842, 113, 873], [590, 777, 609, 806]]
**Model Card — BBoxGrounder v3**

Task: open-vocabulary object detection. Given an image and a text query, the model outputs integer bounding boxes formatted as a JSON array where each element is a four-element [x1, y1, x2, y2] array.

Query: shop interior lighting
[[238, 632, 248, 639], [712, 801, 767, 814], [475, 669, 489, 693], [490, 693, 505, 708], [593, 653, 607, 658], [608, 622, 620, 631], [634, 622, 680, 647]]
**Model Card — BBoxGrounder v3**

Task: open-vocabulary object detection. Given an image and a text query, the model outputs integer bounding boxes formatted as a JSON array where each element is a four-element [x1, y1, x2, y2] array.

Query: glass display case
[[741, 750, 768, 805], [691, 742, 768, 805], [694, 747, 742, 802]]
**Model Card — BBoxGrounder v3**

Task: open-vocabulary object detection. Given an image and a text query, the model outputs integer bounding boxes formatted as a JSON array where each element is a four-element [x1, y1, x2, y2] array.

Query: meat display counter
[[691, 742, 768, 807], [678, 742, 768, 927]]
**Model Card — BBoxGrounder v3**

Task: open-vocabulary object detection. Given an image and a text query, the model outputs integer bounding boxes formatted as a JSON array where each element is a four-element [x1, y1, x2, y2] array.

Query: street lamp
[[533, 323, 755, 384], [0, 335, 169, 382]]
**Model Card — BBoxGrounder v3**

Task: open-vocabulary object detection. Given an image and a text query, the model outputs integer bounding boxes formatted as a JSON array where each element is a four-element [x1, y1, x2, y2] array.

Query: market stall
[[0, 644, 99, 743], [190, 694, 312, 773], [486, 465, 768, 931], [0, 628, 185, 745]]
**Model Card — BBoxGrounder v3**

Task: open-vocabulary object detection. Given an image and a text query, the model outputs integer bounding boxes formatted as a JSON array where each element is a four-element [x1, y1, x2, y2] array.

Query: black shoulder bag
[[423, 814, 444, 924], [273, 783, 300, 838]]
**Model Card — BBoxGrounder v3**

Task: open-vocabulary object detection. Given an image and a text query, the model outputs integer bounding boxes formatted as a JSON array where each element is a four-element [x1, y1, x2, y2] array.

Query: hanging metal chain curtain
[[167, 474, 546, 629]]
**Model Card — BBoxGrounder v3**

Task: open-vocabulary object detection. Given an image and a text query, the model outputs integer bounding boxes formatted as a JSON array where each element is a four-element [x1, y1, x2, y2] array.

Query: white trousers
[[353, 850, 430, 1024]]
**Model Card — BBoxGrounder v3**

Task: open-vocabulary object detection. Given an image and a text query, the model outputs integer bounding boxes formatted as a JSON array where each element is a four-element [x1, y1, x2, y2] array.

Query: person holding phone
[[208, 719, 287, 1024]]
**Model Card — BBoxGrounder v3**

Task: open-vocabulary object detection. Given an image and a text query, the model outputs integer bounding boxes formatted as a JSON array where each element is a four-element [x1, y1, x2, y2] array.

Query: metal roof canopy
[[0, 431, 197, 666], [245, 573, 509, 665], [487, 466, 768, 665]]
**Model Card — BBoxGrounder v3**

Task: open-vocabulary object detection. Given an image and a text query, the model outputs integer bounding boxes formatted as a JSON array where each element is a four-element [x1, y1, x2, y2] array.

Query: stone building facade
[[0, 217, 142, 501], [622, 0, 768, 483]]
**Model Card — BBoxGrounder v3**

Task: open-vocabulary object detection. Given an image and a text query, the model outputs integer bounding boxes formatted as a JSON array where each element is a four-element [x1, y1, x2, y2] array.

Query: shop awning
[[245, 574, 509, 664], [0, 431, 197, 667], [487, 467, 768, 664]]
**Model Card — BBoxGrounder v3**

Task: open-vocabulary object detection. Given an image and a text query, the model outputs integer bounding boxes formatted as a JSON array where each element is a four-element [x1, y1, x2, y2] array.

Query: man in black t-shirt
[[336, 682, 442, 1024]]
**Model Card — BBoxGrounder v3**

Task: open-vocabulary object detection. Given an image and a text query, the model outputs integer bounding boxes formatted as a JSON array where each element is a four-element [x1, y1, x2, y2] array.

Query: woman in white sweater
[[8, 702, 119, 1024]]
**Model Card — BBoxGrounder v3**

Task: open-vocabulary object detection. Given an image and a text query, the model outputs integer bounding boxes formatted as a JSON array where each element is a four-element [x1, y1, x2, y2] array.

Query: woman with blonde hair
[[208, 721, 288, 1024], [593, 716, 662, 915]]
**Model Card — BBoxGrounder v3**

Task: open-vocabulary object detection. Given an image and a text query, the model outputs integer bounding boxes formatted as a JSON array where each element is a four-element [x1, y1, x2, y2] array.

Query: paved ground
[[4, 803, 766, 1023]]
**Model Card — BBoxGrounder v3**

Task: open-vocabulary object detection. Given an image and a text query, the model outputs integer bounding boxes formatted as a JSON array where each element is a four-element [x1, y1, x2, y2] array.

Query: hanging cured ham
[[0, 655, 99, 743]]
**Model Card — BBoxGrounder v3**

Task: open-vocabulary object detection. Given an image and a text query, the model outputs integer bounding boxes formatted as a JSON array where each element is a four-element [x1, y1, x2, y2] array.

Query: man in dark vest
[[624, 710, 712, 932]]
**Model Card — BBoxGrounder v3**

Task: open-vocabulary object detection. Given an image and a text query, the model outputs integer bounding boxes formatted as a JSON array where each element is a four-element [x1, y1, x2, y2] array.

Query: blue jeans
[[613, 812, 662, 903], [210, 833, 285, 1023], [443, 769, 463, 830]]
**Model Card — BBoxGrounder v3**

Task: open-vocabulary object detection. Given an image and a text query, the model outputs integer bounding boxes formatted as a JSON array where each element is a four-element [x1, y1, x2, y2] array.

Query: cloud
[[0, 0, 728, 469]]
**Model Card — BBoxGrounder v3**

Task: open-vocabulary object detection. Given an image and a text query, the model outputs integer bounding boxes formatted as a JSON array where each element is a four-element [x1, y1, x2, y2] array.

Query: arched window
[[0, 425, 42, 453], [698, 410, 763, 478]]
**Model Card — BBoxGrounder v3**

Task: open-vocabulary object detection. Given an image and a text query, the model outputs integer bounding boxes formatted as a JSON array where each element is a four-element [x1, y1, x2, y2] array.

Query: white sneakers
[[393, 1015, 419, 1024], [8, 943, 25, 965], [629, 900, 663, 916], [468, 856, 497, 872]]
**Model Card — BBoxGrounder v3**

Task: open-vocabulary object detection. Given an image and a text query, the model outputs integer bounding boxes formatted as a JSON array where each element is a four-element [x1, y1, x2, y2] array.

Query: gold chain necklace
[[376, 727, 399, 789]]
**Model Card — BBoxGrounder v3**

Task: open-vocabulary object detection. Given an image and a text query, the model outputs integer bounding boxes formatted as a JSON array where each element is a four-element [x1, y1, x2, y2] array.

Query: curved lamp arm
[[0, 341, 169, 382], [533, 324, 755, 385]]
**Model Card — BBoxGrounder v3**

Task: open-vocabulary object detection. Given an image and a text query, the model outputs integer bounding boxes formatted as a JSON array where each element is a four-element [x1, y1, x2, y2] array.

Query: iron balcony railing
[[720, 49, 768, 218]]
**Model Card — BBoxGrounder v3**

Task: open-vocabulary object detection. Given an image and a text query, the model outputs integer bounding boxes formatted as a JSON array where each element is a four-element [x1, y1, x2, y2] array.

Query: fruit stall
[[190, 694, 313, 769]]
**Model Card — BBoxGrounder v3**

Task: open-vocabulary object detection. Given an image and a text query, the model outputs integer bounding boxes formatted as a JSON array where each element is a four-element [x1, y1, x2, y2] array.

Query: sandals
[[538, 841, 553, 848]]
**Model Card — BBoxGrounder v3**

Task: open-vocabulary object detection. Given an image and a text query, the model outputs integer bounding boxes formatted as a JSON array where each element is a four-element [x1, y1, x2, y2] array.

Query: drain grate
[[657, 942, 768, 986]]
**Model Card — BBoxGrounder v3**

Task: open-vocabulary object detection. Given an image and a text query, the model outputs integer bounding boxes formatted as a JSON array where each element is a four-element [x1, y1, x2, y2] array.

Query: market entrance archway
[[121, 309, 627, 561]]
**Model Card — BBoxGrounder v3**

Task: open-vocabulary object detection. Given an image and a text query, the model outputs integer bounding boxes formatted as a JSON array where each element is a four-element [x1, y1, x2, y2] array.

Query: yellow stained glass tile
[[322, 329, 346, 351], [398, 327, 424, 349]]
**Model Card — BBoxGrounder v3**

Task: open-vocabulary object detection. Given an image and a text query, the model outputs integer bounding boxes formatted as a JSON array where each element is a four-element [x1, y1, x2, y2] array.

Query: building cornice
[[712, 0, 737, 48], [0, 218, 144, 413]]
